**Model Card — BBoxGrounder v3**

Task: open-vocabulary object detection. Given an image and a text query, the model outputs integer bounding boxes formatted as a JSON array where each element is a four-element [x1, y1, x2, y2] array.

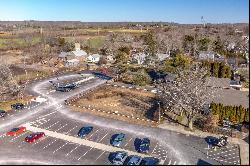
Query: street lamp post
[[157, 101, 161, 123]]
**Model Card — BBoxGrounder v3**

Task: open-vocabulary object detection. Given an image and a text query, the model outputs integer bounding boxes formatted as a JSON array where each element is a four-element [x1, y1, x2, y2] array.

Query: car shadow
[[205, 136, 218, 146], [108, 152, 116, 163], [134, 138, 141, 151], [197, 159, 212, 165]]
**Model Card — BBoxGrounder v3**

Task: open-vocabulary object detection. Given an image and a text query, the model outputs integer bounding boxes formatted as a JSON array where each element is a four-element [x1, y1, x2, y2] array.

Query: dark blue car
[[11, 103, 24, 110], [140, 157, 159, 165], [78, 126, 93, 138], [0, 110, 7, 118], [137, 138, 150, 153]]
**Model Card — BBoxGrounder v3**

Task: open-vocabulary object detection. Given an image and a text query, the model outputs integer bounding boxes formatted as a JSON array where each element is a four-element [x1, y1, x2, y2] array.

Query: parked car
[[137, 138, 150, 153], [11, 103, 24, 110], [0, 110, 7, 118], [111, 151, 128, 165], [140, 157, 159, 165], [7, 127, 26, 136], [124, 155, 142, 165], [78, 126, 93, 138], [25, 132, 45, 143], [216, 135, 228, 147], [110, 133, 125, 147]]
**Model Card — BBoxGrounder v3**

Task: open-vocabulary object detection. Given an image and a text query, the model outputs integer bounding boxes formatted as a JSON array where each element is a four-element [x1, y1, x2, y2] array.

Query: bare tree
[[158, 64, 221, 130], [0, 64, 20, 100]]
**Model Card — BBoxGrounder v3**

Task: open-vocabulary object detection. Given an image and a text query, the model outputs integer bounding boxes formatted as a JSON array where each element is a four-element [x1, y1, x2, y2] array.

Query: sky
[[0, 0, 249, 23]]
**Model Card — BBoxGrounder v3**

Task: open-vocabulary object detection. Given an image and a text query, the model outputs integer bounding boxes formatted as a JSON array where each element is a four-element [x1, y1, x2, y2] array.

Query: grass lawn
[[86, 36, 105, 48], [0, 37, 41, 49]]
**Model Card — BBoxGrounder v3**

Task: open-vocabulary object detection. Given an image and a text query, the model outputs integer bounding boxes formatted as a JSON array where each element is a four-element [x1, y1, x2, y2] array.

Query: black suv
[[11, 103, 25, 110], [0, 110, 7, 118]]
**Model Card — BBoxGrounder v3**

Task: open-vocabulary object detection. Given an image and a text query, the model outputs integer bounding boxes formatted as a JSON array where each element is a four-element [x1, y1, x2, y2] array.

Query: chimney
[[75, 43, 80, 51]]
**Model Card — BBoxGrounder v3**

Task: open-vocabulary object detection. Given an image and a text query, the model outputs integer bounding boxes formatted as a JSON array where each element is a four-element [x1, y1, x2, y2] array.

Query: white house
[[156, 52, 170, 61], [198, 51, 224, 62], [132, 53, 147, 65], [58, 43, 88, 60], [70, 50, 87, 57], [87, 54, 101, 63], [65, 59, 79, 67]]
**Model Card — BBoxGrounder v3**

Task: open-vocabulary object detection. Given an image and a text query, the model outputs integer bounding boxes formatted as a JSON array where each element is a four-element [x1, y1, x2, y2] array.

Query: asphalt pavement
[[0, 72, 241, 165]]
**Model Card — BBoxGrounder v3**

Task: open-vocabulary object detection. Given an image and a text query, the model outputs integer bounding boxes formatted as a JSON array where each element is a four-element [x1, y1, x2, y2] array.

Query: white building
[[198, 51, 224, 62], [65, 59, 79, 67], [87, 54, 101, 63], [59, 43, 88, 60], [156, 53, 170, 61], [132, 53, 147, 64]]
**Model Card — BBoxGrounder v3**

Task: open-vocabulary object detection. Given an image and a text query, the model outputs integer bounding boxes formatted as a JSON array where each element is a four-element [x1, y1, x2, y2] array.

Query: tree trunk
[[188, 118, 193, 130], [188, 115, 194, 130]]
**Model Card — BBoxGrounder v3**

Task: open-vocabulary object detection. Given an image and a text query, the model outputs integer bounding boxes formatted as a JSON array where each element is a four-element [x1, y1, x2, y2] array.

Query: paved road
[[0, 72, 241, 165]]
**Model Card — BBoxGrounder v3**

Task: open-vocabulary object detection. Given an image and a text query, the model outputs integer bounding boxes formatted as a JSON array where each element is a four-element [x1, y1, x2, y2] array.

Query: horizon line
[[0, 20, 249, 24]]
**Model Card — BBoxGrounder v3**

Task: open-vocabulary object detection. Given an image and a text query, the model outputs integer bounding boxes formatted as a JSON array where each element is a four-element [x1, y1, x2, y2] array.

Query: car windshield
[[116, 153, 126, 159], [27, 134, 34, 138], [140, 143, 148, 147], [130, 157, 140, 163], [11, 128, 19, 132], [115, 137, 123, 141]]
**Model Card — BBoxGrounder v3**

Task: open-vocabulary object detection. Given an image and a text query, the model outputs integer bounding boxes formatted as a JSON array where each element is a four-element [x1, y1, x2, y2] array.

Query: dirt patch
[[0, 94, 34, 111], [71, 85, 160, 123]]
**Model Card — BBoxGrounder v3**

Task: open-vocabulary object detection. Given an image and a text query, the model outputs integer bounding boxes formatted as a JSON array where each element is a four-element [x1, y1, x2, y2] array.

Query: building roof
[[88, 54, 101, 59], [210, 89, 249, 108], [205, 77, 231, 89], [66, 59, 79, 63], [71, 50, 87, 57], [133, 53, 147, 59], [199, 51, 224, 61], [157, 53, 170, 61], [58, 52, 68, 58]]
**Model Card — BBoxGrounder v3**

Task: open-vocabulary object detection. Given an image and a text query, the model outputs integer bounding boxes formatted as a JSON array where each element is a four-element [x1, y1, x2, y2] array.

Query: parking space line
[[65, 125, 78, 135], [77, 147, 94, 160], [43, 139, 57, 149], [95, 151, 106, 161], [45, 121, 60, 130], [32, 137, 47, 146], [86, 129, 99, 140], [53, 142, 69, 154], [37, 110, 58, 119], [55, 124, 68, 132], [124, 138, 133, 147], [98, 132, 109, 143], [152, 143, 158, 154], [10, 131, 28, 142], [168, 159, 172, 165], [66, 145, 80, 156]]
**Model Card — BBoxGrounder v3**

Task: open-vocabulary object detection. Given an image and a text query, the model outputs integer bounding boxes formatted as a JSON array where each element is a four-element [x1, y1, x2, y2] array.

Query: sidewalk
[[158, 122, 249, 165]]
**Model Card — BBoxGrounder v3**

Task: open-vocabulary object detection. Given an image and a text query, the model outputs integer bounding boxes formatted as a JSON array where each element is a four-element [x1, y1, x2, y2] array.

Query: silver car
[[112, 151, 128, 165], [111, 133, 125, 147]]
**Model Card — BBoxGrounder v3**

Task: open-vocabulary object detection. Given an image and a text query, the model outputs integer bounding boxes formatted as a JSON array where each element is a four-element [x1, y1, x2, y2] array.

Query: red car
[[25, 132, 45, 143], [7, 127, 26, 136]]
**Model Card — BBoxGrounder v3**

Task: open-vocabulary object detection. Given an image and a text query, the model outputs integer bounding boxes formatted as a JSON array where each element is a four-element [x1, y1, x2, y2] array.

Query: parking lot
[[0, 110, 179, 165], [205, 143, 240, 165]]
